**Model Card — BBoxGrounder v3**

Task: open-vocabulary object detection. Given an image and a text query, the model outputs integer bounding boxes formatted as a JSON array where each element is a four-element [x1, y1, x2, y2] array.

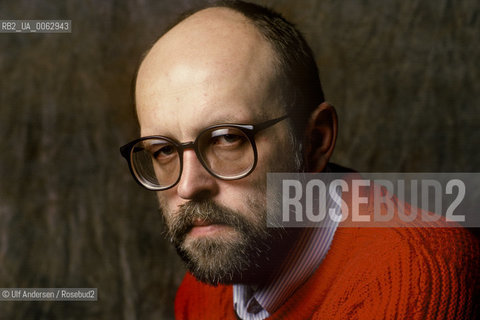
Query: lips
[[167, 200, 244, 244], [188, 219, 231, 237], [192, 218, 210, 227]]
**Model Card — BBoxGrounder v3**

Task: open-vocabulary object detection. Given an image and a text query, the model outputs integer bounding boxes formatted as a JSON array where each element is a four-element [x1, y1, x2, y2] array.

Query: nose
[[176, 149, 218, 200]]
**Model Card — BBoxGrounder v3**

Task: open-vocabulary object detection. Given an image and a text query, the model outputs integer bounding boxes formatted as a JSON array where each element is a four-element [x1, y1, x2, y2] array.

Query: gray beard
[[163, 199, 287, 286]]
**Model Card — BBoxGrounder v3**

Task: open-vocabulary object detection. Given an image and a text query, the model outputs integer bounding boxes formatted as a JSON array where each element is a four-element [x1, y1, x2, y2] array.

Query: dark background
[[0, 0, 478, 319]]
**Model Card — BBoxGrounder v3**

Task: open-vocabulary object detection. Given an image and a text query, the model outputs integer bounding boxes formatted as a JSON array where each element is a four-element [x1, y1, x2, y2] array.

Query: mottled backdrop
[[0, 0, 478, 319]]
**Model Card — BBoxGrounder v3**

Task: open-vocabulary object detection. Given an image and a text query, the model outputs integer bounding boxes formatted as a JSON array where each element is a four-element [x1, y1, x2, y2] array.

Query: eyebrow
[[201, 115, 252, 126], [141, 113, 260, 140], [144, 140, 171, 148], [185, 116, 257, 136]]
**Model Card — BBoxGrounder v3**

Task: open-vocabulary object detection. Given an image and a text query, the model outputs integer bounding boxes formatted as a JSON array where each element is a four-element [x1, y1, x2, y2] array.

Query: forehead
[[135, 8, 284, 139]]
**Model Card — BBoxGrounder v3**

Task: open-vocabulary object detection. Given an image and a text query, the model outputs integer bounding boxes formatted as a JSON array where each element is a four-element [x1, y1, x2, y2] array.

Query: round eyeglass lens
[[198, 126, 255, 179], [131, 138, 180, 189]]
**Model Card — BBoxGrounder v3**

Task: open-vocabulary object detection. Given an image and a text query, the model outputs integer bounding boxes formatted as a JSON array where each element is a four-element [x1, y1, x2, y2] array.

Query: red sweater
[[175, 226, 480, 319]]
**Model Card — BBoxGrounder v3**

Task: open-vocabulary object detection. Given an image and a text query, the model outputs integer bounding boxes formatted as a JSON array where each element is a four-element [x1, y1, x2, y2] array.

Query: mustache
[[165, 200, 261, 244]]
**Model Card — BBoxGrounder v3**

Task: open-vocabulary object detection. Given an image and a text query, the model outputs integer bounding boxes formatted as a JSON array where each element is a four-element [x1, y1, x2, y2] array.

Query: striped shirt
[[233, 194, 340, 320]]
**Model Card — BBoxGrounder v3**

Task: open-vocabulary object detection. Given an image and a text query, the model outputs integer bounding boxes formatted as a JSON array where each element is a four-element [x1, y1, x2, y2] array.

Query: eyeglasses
[[120, 115, 289, 191]]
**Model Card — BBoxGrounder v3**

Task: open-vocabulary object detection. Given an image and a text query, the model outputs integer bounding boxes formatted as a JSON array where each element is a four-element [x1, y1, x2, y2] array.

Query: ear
[[303, 102, 338, 172]]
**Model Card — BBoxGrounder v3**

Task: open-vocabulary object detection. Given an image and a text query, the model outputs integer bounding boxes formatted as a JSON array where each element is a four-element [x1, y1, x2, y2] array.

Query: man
[[121, 1, 479, 319]]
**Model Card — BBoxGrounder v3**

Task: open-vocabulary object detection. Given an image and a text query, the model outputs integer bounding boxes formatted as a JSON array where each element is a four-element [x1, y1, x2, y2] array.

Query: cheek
[[156, 191, 179, 217], [261, 138, 296, 173], [255, 126, 294, 169], [216, 179, 267, 220]]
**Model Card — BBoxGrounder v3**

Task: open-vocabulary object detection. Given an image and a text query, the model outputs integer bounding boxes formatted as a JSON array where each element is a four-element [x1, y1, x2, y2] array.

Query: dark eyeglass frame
[[120, 115, 289, 191]]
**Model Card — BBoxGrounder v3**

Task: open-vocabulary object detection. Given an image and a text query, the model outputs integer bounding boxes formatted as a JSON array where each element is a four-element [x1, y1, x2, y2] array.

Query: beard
[[162, 198, 290, 286], [160, 133, 301, 286]]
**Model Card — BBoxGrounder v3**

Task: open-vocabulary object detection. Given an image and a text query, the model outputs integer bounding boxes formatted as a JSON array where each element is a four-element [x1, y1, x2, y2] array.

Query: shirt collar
[[233, 194, 340, 318]]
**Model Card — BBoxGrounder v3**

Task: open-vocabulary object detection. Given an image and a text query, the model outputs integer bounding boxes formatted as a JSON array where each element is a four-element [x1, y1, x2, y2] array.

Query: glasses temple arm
[[253, 114, 290, 133]]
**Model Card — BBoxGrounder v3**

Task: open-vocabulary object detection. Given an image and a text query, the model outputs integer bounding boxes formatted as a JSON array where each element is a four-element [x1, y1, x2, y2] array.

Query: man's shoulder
[[332, 226, 479, 268], [305, 226, 480, 319]]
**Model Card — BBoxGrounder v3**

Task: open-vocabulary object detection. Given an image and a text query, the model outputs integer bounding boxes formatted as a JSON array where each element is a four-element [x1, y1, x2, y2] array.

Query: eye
[[214, 134, 243, 145], [210, 132, 248, 149], [199, 127, 249, 154], [143, 141, 177, 163], [153, 144, 175, 158]]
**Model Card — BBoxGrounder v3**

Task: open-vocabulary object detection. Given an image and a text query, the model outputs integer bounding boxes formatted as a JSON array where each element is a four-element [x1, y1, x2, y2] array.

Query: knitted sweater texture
[[175, 226, 480, 319]]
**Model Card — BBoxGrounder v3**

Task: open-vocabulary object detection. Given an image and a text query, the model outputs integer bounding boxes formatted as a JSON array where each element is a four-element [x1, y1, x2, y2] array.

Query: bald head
[[136, 8, 285, 139], [140, 7, 277, 77], [135, 0, 325, 142]]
